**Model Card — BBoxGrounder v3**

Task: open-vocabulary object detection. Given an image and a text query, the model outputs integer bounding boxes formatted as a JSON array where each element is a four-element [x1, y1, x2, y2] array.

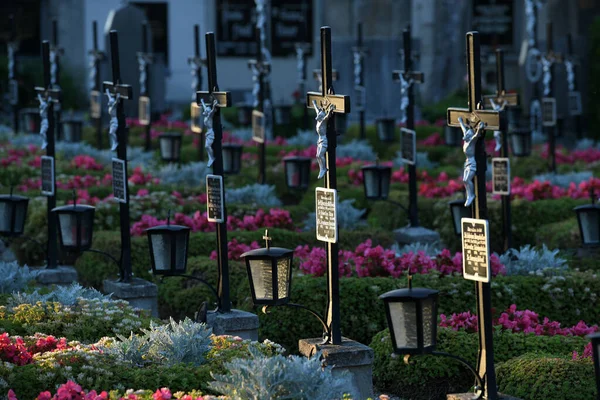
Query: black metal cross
[[36, 41, 62, 270], [89, 20, 105, 147], [305, 26, 351, 345], [295, 42, 311, 130], [446, 31, 502, 400], [8, 14, 19, 133], [189, 25, 207, 160], [313, 69, 338, 93], [50, 19, 64, 139], [393, 25, 423, 228], [353, 22, 368, 139], [543, 22, 562, 173], [196, 32, 232, 313], [566, 33, 582, 138], [103, 30, 133, 282], [138, 21, 154, 151]]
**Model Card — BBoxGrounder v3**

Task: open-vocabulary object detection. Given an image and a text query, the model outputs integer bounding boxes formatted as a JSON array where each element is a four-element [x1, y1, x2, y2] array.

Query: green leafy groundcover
[[370, 327, 591, 400]]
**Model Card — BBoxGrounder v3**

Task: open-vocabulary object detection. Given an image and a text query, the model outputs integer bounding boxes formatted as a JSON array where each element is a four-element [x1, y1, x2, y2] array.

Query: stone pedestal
[[448, 394, 520, 400], [394, 226, 440, 246], [34, 265, 78, 286], [206, 309, 259, 341], [103, 278, 159, 318], [299, 337, 374, 399]]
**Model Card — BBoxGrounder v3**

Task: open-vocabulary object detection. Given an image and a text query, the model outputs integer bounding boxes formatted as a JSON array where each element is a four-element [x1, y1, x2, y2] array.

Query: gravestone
[[104, 3, 165, 117]]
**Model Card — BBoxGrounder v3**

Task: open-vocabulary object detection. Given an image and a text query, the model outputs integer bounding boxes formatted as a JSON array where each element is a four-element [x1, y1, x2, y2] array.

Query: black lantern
[[222, 144, 243, 175], [0, 191, 29, 237], [574, 192, 600, 248], [507, 107, 522, 133], [376, 118, 396, 142], [274, 105, 292, 125], [449, 199, 472, 236], [588, 332, 600, 400], [509, 128, 532, 157], [361, 162, 392, 200], [241, 230, 294, 306], [237, 104, 253, 126], [60, 119, 83, 142], [444, 125, 462, 147], [283, 156, 311, 190], [146, 216, 190, 276], [335, 113, 347, 135], [158, 132, 183, 163], [52, 203, 96, 253], [21, 108, 40, 134], [380, 286, 439, 355]]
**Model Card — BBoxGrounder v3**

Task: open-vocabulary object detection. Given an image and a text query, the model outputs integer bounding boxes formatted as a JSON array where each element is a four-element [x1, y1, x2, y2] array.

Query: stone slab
[[394, 226, 441, 246], [34, 265, 78, 286], [206, 309, 259, 341], [103, 278, 158, 318], [299, 337, 374, 399]]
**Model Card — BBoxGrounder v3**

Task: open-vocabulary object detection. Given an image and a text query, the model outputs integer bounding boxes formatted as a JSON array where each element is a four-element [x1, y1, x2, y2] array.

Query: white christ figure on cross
[[459, 117, 485, 207], [489, 98, 507, 152], [399, 73, 412, 124], [37, 94, 49, 150], [313, 100, 336, 179], [353, 52, 362, 87], [250, 63, 260, 108], [106, 89, 120, 151], [542, 56, 552, 96], [201, 98, 218, 167]]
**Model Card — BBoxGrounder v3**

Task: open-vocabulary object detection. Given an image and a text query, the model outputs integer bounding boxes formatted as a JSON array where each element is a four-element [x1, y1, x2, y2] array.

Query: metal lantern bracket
[[158, 274, 219, 323], [262, 303, 332, 344]]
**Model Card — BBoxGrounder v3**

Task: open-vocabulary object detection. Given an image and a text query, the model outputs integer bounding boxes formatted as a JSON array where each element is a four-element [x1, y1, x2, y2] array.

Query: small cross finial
[[263, 229, 272, 249]]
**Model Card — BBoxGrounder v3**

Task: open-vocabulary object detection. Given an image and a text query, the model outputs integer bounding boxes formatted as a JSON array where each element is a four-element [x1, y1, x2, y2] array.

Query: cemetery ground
[[0, 100, 599, 399]]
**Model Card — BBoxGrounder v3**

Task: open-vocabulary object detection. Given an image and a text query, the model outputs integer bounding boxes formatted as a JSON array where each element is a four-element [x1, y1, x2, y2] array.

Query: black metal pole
[[42, 41, 58, 269], [357, 23, 365, 140], [256, 27, 267, 185], [109, 31, 132, 282], [322, 27, 342, 345], [299, 44, 309, 130], [567, 34, 582, 140], [93, 21, 103, 148], [496, 49, 512, 252], [141, 21, 152, 152], [194, 24, 204, 161], [9, 15, 19, 134], [206, 32, 231, 313], [546, 23, 556, 173], [404, 26, 419, 228], [467, 32, 498, 400], [52, 19, 62, 141]]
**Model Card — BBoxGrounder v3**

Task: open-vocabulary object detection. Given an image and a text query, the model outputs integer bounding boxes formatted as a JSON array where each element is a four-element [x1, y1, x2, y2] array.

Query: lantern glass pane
[[80, 212, 93, 248], [286, 161, 301, 188], [444, 126, 460, 146], [175, 231, 188, 271], [223, 148, 233, 172], [277, 257, 291, 300], [58, 213, 78, 247], [422, 298, 435, 348], [389, 301, 418, 350], [62, 122, 82, 142], [580, 209, 600, 245], [151, 233, 171, 271], [249, 259, 273, 301], [380, 169, 391, 199], [363, 169, 380, 199], [335, 114, 347, 135], [160, 137, 180, 160], [13, 202, 26, 234], [0, 202, 12, 233]]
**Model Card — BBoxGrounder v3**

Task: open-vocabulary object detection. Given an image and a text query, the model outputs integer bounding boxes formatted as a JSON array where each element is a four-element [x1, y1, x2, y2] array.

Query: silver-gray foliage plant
[[393, 242, 441, 257], [337, 139, 376, 161], [157, 162, 210, 186], [500, 245, 568, 276], [286, 129, 314, 147], [8, 283, 110, 307], [394, 151, 439, 169], [0, 261, 38, 294], [304, 198, 366, 231], [532, 171, 593, 189], [230, 128, 253, 142], [209, 347, 357, 400], [226, 184, 282, 207]]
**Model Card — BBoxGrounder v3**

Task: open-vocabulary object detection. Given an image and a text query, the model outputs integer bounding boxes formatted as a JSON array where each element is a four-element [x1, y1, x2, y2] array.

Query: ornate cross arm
[[447, 107, 506, 132], [306, 91, 350, 114], [483, 92, 518, 111], [392, 70, 424, 84], [102, 81, 133, 99], [247, 59, 271, 74], [188, 56, 207, 69], [136, 52, 154, 64], [196, 91, 231, 109]]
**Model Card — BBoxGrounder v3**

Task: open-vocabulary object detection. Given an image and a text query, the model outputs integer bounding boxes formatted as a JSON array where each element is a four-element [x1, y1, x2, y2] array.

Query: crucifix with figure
[[295, 42, 311, 130], [8, 15, 19, 134], [353, 22, 368, 139], [392, 24, 424, 228], [50, 19, 64, 140], [248, 27, 271, 185], [541, 22, 562, 173], [446, 31, 505, 400], [89, 20, 105, 148], [35, 41, 62, 270], [565, 33, 582, 138], [189, 24, 207, 160], [306, 26, 351, 345], [484, 49, 519, 252], [138, 21, 154, 151], [103, 30, 133, 282], [196, 32, 233, 313]]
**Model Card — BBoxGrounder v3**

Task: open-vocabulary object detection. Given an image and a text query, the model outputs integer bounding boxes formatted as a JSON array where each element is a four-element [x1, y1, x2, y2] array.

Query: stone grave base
[[394, 226, 441, 246], [206, 309, 259, 341], [103, 278, 159, 318], [299, 337, 374, 399], [448, 393, 521, 400], [34, 265, 78, 286]]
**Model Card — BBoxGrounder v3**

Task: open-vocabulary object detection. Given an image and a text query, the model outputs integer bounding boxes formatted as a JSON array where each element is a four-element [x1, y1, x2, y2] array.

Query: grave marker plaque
[[400, 127, 416, 165], [568, 91, 582, 116], [90, 90, 101, 119], [190, 102, 202, 133], [41, 155, 55, 196], [315, 187, 337, 243], [111, 158, 127, 204], [138, 96, 151, 126], [542, 97, 556, 127], [472, 0, 514, 47], [252, 109, 265, 143], [461, 218, 491, 283], [206, 174, 224, 223], [492, 157, 510, 195]]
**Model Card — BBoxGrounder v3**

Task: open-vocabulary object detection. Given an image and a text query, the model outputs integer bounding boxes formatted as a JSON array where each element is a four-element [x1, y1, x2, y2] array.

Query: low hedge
[[496, 353, 596, 400], [370, 327, 590, 400]]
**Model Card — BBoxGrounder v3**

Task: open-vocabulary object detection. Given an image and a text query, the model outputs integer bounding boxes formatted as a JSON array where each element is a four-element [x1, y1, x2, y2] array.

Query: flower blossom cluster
[[210, 238, 261, 261], [71, 155, 104, 171], [0, 333, 69, 366]]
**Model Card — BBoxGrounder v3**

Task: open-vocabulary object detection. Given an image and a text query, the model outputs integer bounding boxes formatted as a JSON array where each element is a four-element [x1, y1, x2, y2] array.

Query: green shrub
[[588, 16, 600, 140], [496, 353, 596, 400], [370, 328, 590, 400]]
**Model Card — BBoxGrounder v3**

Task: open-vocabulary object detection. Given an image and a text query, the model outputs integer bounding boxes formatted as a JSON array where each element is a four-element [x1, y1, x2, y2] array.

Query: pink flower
[[153, 388, 172, 400], [8, 390, 18, 400]]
